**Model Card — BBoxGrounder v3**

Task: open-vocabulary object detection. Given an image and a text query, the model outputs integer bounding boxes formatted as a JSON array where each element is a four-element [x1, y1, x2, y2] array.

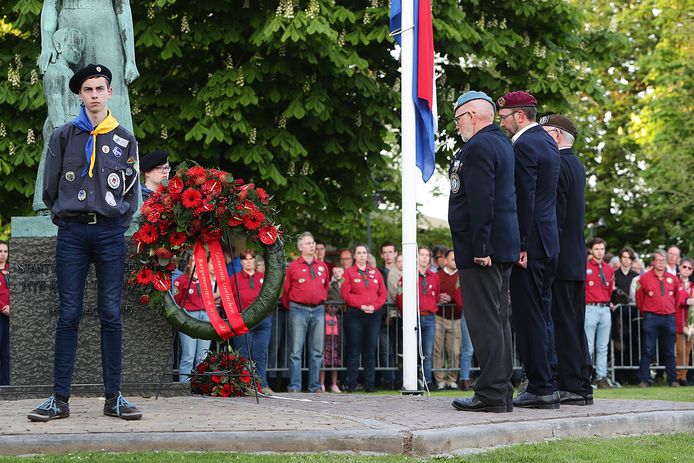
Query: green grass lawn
[[0, 434, 691, 462], [373, 384, 694, 402]]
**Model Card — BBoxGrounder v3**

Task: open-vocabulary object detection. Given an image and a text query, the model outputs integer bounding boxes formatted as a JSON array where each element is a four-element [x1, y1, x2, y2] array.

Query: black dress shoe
[[452, 396, 509, 413], [559, 390, 594, 406], [513, 391, 560, 410]]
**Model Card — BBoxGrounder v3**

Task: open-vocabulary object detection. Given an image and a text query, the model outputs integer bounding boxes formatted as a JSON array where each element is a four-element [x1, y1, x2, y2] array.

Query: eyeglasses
[[154, 165, 171, 173], [545, 128, 559, 135], [453, 111, 475, 125], [681, 265, 693, 270], [498, 111, 518, 121]]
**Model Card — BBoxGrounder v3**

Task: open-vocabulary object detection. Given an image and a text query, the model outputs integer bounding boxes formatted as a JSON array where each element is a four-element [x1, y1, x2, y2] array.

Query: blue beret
[[454, 91, 496, 112]]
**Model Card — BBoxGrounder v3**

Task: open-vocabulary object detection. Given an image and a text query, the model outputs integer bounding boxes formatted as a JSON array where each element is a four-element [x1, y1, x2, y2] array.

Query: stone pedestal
[[8, 216, 176, 395]]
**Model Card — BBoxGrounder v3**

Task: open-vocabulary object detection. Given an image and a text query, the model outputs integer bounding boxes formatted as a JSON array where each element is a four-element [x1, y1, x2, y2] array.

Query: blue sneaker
[[27, 396, 70, 422], [104, 393, 142, 420]]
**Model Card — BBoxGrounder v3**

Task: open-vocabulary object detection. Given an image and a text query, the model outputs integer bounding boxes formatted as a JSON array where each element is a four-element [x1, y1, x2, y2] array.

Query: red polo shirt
[[281, 256, 330, 308], [437, 269, 462, 319], [585, 258, 614, 304], [230, 270, 264, 311], [0, 265, 9, 309], [173, 275, 205, 311], [676, 280, 693, 333], [340, 264, 387, 310], [396, 268, 440, 314], [635, 270, 680, 315]]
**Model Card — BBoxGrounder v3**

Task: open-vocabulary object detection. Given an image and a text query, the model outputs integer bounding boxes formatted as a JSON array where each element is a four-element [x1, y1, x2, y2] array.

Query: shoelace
[[37, 396, 59, 412], [113, 395, 135, 415]]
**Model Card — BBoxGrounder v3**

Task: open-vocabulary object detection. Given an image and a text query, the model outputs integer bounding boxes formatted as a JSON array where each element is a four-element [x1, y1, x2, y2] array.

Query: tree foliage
[[2, 0, 610, 246]]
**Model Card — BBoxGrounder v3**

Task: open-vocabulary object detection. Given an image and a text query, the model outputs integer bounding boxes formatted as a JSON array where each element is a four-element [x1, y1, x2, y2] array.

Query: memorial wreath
[[191, 347, 261, 397], [130, 163, 285, 341]]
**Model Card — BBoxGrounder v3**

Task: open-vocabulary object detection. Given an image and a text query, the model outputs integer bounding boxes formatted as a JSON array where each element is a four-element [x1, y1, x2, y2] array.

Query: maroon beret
[[497, 91, 537, 109]]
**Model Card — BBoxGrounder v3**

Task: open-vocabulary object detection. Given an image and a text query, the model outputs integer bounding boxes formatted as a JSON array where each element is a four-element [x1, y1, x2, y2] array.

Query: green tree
[[1, 0, 599, 244]]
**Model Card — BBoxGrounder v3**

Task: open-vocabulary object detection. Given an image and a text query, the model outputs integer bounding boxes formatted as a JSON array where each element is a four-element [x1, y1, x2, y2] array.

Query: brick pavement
[[1, 394, 693, 455]]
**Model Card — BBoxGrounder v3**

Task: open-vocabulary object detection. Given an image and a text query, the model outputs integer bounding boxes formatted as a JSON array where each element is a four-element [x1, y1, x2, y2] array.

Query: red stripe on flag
[[416, 0, 434, 107]]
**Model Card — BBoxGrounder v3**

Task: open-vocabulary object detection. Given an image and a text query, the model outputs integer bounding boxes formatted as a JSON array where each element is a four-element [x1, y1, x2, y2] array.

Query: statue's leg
[[33, 118, 52, 215]]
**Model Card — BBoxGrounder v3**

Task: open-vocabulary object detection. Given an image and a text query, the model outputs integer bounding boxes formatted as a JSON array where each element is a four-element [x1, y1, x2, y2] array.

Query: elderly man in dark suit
[[498, 91, 561, 409], [542, 114, 593, 405], [448, 91, 520, 413]]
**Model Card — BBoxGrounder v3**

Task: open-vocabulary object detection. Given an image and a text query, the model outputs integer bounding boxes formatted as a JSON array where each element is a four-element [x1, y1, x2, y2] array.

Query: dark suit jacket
[[513, 125, 560, 258], [448, 124, 520, 269], [555, 147, 586, 281]]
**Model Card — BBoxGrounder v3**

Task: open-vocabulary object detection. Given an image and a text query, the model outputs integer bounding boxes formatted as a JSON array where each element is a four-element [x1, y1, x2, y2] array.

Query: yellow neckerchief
[[87, 110, 119, 177]]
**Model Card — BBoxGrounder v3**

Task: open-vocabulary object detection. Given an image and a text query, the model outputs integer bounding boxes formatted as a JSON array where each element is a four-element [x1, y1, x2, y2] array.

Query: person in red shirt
[[282, 232, 330, 393], [434, 249, 465, 390], [636, 249, 682, 387], [0, 241, 10, 385], [173, 256, 215, 383], [340, 244, 387, 392], [396, 247, 440, 388], [584, 238, 615, 388], [229, 249, 272, 394], [675, 257, 694, 385]]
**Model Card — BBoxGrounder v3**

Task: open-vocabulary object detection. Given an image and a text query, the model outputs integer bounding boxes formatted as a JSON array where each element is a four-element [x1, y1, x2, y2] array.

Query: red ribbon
[[193, 240, 248, 339]]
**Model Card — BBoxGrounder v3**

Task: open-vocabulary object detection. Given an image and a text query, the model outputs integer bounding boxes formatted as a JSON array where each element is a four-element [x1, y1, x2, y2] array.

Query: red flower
[[227, 215, 244, 227], [219, 384, 232, 397], [194, 201, 215, 216], [182, 188, 203, 208], [169, 232, 187, 247], [197, 362, 208, 374], [202, 179, 223, 197], [139, 223, 159, 244], [201, 227, 223, 243], [237, 183, 256, 200], [211, 375, 222, 384], [186, 166, 206, 178], [255, 187, 269, 203], [235, 179, 245, 186], [136, 268, 154, 285], [240, 370, 252, 384], [139, 294, 150, 305], [154, 247, 173, 259], [258, 225, 279, 245], [152, 271, 171, 291], [244, 209, 265, 231], [168, 176, 184, 194], [146, 203, 164, 223]]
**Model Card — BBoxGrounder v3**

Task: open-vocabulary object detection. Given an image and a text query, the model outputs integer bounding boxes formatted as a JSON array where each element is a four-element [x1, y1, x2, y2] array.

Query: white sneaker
[[448, 381, 459, 389], [330, 384, 341, 393], [437, 381, 447, 391]]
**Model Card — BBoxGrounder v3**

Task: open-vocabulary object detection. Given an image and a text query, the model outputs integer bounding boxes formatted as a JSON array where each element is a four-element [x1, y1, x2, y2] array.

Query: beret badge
[[497, 97, 505, 108]]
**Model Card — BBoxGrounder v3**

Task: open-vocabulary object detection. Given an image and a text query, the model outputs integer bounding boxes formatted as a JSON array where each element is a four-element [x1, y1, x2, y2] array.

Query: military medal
[[65, 171, 76, 182], [77, 190, 87, 201], [107, 172, 121, 189], [102, 145, 110, 154], [450, 173, 461, 194], [105, 191, 117, 207]]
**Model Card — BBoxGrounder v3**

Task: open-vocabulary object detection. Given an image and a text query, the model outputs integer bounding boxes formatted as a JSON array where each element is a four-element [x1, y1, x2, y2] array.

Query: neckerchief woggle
[[71, 106, 119, 177]]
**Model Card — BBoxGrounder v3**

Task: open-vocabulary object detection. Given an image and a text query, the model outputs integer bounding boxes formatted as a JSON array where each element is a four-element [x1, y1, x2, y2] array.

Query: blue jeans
[[54, 218, 125, 398], [0, 313, 9, 385], [419, 313, 436, 383], [287, 303, 325, 392], [344, 307, 381, 390], [585, 304, 612, 378], [638, 312, 677, 383], [268, 308, 288, 379], [459, 312, 474, 381], [232, 315, 273, 388], [178, 310, 212, 383]]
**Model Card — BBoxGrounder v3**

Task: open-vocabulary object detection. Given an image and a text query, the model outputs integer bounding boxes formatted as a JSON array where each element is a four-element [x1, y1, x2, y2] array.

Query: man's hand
[[1, 305, 8, 316], [517, 251, 528, 268], [439, 293, 452, 304], [473, 256, 492, 267]]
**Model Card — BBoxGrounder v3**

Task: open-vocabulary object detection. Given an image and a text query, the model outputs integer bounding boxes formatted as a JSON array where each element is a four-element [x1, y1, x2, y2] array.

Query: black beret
[[69, 64, 112, 94], [540, 114, 578, 138], [140, 151, 169, 172]]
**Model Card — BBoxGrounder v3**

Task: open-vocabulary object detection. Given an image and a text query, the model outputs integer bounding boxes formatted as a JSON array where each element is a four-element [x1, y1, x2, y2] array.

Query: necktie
[[659, 278, 665, 296], [420, 274, 427, 293], [305, 261, 316, 279], [71, 106, 119, 177], [358, 269, 369, 288], [249, 273, 255, 290], [598, 263, 608, 287]]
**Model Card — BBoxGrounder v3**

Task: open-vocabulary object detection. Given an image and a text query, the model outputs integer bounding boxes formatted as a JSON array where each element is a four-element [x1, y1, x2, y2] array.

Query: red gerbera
[[219, 384, 232, 397], [169, 232, 187, 247], [168, 176, 184, 194], [239, 370, 252, 384], [136, 268, 154, 285], [258, 225, 279, 245], [139, 223, 158, 244], [181, 188, 203, 209]]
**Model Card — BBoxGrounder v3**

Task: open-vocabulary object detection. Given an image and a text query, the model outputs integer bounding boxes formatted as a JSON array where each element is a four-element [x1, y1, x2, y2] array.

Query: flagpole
[[400, 0, 419, 393]]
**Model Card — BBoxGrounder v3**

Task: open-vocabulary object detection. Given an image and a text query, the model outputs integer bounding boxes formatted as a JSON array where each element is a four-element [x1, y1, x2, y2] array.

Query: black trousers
[[551, 279, 592, 395], [460, 263, 513, 405], [510, 256, 558, 395]]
